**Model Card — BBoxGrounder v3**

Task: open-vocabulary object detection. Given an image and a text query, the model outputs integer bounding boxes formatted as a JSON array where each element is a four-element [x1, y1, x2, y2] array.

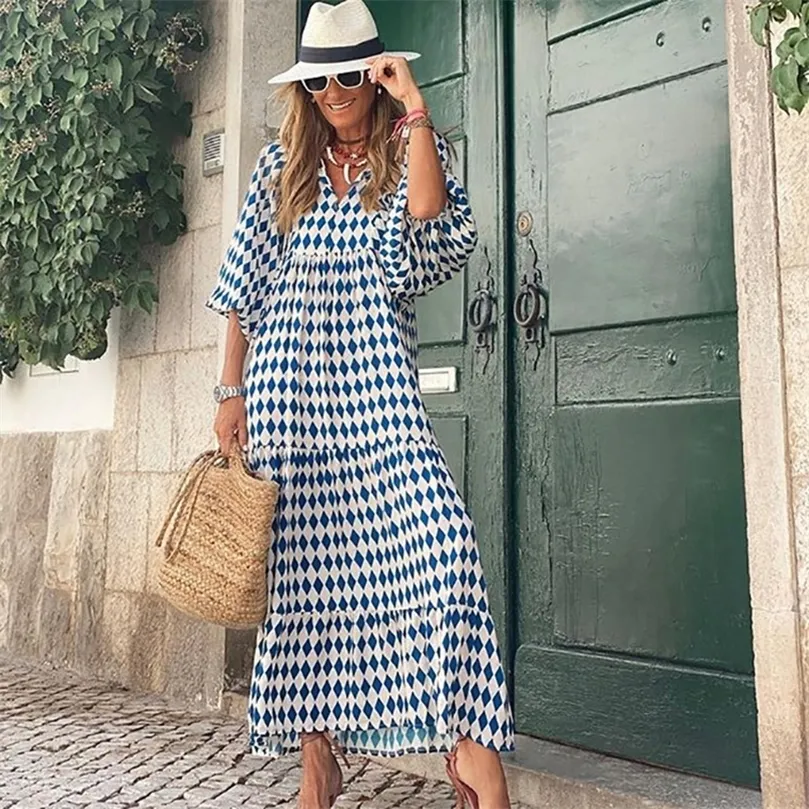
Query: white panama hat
[[267, 0, 420, 85]]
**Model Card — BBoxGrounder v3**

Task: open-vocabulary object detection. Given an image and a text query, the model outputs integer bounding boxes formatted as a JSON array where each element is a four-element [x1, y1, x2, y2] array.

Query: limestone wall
[[0, 0, 231, 710], [726, 2, 809, 806]]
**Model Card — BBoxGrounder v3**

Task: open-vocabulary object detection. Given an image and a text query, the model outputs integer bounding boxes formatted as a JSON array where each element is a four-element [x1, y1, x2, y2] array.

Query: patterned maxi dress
[[205, 134, 515, 758]]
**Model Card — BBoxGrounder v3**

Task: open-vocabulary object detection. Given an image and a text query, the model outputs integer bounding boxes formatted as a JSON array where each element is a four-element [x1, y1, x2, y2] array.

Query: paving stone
[[0, 654, 529, 809]]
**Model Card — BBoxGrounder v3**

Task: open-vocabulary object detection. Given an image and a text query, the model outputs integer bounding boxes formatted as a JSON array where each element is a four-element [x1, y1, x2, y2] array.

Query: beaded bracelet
[[390, 108, 433, 142]]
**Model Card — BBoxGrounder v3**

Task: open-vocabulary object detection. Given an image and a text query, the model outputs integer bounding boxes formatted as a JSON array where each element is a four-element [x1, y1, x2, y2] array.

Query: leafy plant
[[0, 0, 207, 380], [749, 0, 809, 113]]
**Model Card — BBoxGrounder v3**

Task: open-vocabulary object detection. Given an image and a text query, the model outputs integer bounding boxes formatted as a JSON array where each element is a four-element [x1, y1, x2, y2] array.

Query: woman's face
[[311, 71, 376, 134]]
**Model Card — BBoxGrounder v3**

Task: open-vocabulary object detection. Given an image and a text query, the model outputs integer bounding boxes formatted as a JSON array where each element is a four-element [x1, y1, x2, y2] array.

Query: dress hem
[[247, 730, 516, 760]]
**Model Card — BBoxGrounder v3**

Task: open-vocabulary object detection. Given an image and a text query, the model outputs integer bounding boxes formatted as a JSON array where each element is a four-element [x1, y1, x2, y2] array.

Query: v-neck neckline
[[319, 160, 370, 205]]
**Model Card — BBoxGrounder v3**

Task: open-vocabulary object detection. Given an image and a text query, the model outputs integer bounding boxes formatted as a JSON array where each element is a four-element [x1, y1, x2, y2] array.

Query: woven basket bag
[[155, 445, 279, 629]]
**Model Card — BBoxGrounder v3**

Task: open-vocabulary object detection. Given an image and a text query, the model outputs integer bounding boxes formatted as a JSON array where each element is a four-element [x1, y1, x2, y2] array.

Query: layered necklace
[[325, 135, 368, 184]]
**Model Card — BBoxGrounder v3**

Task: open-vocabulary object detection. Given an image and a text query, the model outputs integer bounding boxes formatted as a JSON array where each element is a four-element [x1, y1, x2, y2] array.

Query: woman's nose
[[323, 79, 348, 101]]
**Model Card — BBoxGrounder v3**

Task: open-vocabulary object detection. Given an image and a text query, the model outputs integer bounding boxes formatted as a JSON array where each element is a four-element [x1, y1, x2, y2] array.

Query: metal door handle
[[467, 246, 497, 372], [513, 269, 548, 369]]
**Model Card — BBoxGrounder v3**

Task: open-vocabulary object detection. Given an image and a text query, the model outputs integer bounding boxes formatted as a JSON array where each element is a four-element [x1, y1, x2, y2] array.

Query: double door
[[326, 0, 756, 787]]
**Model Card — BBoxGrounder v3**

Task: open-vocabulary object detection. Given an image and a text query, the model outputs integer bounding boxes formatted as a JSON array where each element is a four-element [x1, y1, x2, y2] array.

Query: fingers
[[367, 55, 405, 85], [217, 430, 233, 455], [237, 418, 248, 452]]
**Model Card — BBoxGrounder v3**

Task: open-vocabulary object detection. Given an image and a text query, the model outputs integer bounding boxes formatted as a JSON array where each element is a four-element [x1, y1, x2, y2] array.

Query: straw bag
[[154, 444, 279, 629]]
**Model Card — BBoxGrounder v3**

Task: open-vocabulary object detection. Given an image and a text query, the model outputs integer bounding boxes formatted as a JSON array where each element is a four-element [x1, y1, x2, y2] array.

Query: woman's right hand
[[214, 397, 248, 454]]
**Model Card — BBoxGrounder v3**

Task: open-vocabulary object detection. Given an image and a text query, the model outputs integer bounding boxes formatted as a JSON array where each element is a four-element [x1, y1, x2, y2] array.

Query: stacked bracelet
[[390, 108, 433, 142]]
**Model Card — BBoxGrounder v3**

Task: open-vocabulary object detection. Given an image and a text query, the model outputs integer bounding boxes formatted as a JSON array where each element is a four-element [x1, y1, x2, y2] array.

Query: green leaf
[[34, 275, 52, 296], [778, 36, 796, 59], [122, 83, 135, 111], [109, 219, 124, 240], [61, 322, 77, 344], [134, 83, 161, 105], [84, 28, 101, 54], [751, 4, 771, 46], [795, 38, 809, 66], [773, 59, 803, 107], [134, 15, 150, 39], [107, 55, 123, 89], [74, 67, 89, 88], [783, 0, 802, 15]]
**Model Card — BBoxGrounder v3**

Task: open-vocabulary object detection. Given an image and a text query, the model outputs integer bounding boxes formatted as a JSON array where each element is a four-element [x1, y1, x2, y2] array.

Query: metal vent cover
[[202, 129, 225, 176]]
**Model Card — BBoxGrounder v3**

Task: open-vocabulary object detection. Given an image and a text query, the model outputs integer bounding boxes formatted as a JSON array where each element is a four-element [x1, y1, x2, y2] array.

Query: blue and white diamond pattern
[[206, 134, 515, 758]]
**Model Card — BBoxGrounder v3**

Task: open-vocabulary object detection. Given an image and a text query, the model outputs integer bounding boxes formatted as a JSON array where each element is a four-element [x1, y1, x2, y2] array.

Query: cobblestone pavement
[[0, 658, 528, 809]]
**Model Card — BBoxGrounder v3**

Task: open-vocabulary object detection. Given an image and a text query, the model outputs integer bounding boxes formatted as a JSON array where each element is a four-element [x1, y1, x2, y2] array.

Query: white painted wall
[[0, 309, 119, 434]]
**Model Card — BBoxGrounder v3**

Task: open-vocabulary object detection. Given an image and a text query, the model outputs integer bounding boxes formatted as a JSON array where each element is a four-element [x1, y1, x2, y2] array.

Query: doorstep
[[374, 734, 762, 809]]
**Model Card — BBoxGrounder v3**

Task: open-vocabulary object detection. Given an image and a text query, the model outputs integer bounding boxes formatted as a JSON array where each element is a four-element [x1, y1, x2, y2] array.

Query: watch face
[[213, 385, 223, 403]]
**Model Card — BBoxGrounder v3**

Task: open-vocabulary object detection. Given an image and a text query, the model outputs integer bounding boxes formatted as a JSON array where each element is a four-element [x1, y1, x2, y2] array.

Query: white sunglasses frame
[[301, 70, 367, 95]]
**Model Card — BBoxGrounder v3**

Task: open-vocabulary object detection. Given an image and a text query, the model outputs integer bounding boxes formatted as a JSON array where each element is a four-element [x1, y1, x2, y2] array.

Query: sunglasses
[[301, 70, 366, 94]]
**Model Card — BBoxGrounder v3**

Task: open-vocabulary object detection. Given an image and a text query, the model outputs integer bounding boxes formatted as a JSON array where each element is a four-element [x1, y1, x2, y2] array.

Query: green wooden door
[[362, 0, 512, 640], [510, 0, 758, 786]]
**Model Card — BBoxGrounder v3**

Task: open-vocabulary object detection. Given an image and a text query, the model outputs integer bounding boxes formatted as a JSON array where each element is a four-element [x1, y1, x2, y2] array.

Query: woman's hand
[[368, 56, 424, 111], [214, 397, 247, 454]]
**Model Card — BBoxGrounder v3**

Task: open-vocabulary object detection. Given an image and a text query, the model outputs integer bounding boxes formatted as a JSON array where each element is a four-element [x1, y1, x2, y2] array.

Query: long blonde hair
[[274, 82, 405, 233]]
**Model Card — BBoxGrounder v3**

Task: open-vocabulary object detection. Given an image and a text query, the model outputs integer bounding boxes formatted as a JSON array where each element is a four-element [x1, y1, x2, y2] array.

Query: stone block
[[120, 305, 157, 359], [192, 224, 225, 349], [781, 263, 809, 478], [196, 0, 227, 117], [138, 353, 176, 473], [111, 358, 142, 473], [156, 234, 194, 353], [751, 607, 807, 809], [101, 590, 140, 685], [774, 109, 809, 271], [0, 435, 25, 525], [74, 521, 108, 676], [38, 587, 74, 667], [0, 521, 12, 581], [0, 579, 8, 650], [14, 433, 56, 523], [173, 348, 219, 471], [177, 108, 225, 233], [45, 432, 110, 592], [7, 520, 47, 658], [146, 472, 184, 596], [105, 472, 150, 592], [165, 603, 225, 710], [131, 593, 168, 693], [78, 432, 112, 524]]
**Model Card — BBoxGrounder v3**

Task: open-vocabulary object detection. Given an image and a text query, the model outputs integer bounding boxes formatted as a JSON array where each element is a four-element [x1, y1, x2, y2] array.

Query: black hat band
[[299, 36, 385, 64]]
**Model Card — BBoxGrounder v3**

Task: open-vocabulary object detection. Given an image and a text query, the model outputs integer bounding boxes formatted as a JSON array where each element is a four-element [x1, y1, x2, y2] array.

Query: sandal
[[300, 732, 347, 808], [445, 739, 480, 809]]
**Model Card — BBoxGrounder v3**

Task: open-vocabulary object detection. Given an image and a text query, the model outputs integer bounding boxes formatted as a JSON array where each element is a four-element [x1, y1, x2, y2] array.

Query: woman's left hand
[[368, 56, 423, 110]]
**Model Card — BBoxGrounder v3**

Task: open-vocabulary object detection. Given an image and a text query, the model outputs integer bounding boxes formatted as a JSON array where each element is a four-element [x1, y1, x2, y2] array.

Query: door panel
[[548, 0, 662, 41], [550, 0, 726, 108], [556, 317, 740, 403], [515, 646, 757, 782], [549, 68, 736, 331], [552, 400, 750, 670], [512, 0, 757, 786]]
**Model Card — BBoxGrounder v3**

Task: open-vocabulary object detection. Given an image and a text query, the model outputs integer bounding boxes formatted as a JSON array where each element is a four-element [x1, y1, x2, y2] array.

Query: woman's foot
[[298, 732, 343, 809], [450, 737, 511, 809]]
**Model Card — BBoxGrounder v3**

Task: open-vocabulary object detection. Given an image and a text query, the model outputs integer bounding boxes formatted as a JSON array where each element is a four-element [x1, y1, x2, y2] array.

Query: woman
[[206, 2, 515, 807]]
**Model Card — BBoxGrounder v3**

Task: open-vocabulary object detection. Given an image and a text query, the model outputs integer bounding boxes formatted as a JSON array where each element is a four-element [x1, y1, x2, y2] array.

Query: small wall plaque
[[418, 366, 459, 394]]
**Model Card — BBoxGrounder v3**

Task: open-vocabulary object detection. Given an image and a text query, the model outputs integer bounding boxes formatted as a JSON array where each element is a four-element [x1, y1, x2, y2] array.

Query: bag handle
[[155, 442, 247, 562]]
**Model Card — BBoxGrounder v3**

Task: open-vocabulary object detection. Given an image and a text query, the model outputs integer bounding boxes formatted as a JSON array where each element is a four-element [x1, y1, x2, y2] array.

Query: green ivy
[[750, 0, 809, 113], [0, 0, 207, 380]]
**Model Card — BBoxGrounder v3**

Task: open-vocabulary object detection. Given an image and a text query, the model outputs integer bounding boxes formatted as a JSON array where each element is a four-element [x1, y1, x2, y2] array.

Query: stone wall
[[726, 3, 809, 807], [0, 0, 231, 710]]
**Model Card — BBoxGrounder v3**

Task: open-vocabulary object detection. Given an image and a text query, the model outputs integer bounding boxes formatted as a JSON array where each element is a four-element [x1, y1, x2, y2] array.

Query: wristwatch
[[213, 384, 246, 403]]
